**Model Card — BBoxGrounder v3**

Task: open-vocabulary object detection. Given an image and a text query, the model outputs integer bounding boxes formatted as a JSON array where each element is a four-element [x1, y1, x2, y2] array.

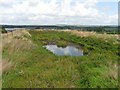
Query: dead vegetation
[[106, 61, 118, 80], [36, 29, 119, 40], [62, 30, 96, 37], [2, 29, 118, 88], [62, 30, 119, 39], [0, 60, 12, 74], [2, 30, 34, 74]]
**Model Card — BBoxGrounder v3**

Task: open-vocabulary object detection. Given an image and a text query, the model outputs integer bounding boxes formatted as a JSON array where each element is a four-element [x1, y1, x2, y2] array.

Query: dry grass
[[36, 29, 119, 41], [60, 30, 119, 45], [2, 29, 118, 88], [2, 30, 34, 73], [0, 60, 12, 74], [62, 30, 96, 37], [2, 30, 31, 46], [2, 30, 34, 51], [105, 61, 118, 81], [63, 30, 118, 39], [26, 29, 119, 41]]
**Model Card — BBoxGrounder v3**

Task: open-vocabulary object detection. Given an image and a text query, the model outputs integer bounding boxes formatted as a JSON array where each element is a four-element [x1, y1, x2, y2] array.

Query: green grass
[[2, 30, 119, 88]]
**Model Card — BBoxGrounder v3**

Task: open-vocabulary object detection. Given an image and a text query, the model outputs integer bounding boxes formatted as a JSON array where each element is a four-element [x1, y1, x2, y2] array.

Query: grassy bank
[[2, 30, 119, 88]]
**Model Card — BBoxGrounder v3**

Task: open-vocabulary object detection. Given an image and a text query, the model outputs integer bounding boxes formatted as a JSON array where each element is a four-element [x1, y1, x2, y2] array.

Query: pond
[[44, 45, 84, 56]]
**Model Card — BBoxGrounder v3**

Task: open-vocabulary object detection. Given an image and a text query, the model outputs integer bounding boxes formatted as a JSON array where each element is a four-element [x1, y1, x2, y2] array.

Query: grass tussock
[[62, 30, 119, 42], [2, 30, 35, 73]]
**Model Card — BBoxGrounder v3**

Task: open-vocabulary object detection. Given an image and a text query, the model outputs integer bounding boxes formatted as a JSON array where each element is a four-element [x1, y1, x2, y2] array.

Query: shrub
[[57, 41, 67, 48], [2, 27, 7, 33]]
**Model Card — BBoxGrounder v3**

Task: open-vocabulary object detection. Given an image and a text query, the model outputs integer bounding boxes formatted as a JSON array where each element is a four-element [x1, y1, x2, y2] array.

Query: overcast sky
[[0, 0, 119, 25]]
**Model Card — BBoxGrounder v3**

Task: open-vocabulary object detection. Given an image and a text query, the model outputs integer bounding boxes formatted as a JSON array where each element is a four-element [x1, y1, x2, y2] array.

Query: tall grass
[[2, 30, 119, 88]]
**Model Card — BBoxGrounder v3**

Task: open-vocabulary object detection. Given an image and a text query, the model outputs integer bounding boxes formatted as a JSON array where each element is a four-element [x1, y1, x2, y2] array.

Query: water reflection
[[44, 45, 83, 56]]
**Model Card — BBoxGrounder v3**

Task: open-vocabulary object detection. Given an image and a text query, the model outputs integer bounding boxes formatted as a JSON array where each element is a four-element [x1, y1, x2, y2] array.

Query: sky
[[0, 0, 119, 25]]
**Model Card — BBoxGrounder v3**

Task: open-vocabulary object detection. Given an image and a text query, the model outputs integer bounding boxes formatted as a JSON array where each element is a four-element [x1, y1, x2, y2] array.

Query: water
[[44, 45, 83, 56], [5, 28, 23, 31], [5, 28, 15, 31]]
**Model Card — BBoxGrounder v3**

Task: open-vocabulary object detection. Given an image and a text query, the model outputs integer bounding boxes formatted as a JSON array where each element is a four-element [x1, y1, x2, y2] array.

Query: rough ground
[[62, 30, 119, 39], [1, 29, 119, 73], [1, 30, 33, 73], [1, 29, 118, 88], [35, 29, 119, 39]]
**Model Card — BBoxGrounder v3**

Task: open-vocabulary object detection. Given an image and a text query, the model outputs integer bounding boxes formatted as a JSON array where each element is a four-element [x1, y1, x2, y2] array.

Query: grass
[[57, 41, 68, 47], [2, 30, 119, 88]]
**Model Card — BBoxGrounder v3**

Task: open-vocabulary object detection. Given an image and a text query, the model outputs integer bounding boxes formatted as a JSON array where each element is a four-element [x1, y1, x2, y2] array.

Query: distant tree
[[1, 26, 7, 33]]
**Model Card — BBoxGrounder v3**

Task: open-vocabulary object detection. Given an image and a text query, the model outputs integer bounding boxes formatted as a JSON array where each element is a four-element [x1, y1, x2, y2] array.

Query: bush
[[57, 41, 67, 48], [2, 27, 7, 33]]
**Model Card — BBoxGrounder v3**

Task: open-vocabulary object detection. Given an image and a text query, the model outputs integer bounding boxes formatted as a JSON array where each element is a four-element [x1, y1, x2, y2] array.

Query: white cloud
[[0, 0, 118, 25]]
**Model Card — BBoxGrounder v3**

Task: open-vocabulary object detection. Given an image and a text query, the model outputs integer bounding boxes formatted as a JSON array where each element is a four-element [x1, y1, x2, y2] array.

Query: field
[[2, 29, 119, 88]]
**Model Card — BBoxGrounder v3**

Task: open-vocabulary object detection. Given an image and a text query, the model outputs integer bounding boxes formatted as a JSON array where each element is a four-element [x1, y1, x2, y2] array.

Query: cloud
[[0, 0, 118, 25]]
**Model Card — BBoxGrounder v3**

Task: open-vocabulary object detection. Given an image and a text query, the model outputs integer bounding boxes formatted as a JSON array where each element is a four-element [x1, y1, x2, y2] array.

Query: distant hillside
[[1, 25, 119, 34]]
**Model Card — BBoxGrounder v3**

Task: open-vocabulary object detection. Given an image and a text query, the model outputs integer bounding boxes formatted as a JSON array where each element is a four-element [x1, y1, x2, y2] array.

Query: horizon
[[0, 24, 118, 26]]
